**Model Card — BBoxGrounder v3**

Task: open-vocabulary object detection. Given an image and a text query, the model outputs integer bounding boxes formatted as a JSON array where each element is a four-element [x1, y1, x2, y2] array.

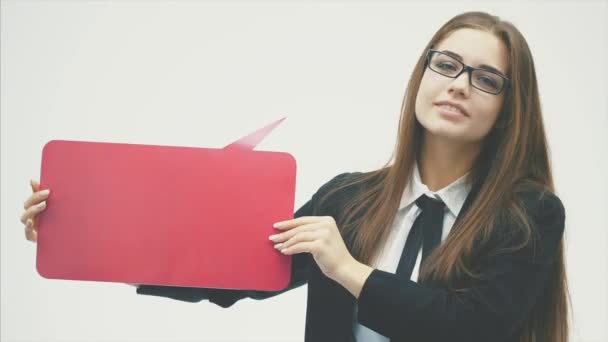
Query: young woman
[[21, 11, 568, 342]]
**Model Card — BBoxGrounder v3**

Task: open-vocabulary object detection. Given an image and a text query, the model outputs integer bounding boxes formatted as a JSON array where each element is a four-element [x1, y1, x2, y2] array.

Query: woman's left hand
[[269, 216, 355, 281]]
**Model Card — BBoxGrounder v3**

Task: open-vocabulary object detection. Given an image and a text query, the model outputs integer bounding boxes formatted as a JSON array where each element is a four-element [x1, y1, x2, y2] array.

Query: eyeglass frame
[[424, 49, 511, 95]]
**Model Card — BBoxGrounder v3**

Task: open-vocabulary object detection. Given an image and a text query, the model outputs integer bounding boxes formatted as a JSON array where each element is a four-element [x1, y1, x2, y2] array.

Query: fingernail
[[274, 243, 283, 249], [37, 201, 46, 208], [273, 222, 284, 228], [268, 234, 279, 241], [40, 189, 50, 196]]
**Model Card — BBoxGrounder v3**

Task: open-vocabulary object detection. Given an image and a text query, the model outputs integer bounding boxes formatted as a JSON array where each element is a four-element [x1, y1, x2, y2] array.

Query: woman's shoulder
[[311, 171, 376, 214], [491, 181, 567, 248], [314, 170, 377, 198], [511, 181, 565, 223], [481, 182, 566, 258], [313, 171, 361, 201]]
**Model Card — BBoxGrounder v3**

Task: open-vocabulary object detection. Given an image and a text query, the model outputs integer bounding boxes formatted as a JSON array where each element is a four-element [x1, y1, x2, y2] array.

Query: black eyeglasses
[[425, 49, 510, 95]]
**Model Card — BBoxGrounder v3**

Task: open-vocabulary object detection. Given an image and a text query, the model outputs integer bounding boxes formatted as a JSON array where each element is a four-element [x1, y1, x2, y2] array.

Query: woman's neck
[[418, 132, 480, 192]]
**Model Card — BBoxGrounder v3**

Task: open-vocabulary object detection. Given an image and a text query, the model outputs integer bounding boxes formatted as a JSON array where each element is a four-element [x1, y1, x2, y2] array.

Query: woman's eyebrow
[[441, 49, 506, 76]]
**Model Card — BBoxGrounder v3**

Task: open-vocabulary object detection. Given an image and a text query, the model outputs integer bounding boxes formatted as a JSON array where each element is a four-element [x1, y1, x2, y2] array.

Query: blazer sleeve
[[355, 191, 566, 341], [136, 172, 351, 307]]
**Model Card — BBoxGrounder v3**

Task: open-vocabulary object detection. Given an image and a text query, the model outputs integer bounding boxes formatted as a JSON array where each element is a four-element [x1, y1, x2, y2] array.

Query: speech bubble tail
[[223, 117, 286, 151]]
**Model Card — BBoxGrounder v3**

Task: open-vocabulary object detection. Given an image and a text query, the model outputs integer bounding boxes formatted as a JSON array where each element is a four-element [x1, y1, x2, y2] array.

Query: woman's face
[[415, 28, 508, 144]]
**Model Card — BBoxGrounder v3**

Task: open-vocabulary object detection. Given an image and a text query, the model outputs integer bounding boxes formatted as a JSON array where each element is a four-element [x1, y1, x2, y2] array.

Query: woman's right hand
[[20, 179, 50, 243], [21, 180, 140, 287]]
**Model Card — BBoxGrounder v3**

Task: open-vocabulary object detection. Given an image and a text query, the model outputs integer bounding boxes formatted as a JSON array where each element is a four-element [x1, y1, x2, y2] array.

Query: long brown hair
[[318, 11, 569, 342]]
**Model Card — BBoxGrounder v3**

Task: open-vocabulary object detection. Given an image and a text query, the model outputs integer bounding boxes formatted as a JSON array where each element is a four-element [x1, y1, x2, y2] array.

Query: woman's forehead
[[435, 28, 509, 75]]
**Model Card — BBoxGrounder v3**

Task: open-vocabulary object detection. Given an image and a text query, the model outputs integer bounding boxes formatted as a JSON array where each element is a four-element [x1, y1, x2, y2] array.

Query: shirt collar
[[398, 162, 472, 217]]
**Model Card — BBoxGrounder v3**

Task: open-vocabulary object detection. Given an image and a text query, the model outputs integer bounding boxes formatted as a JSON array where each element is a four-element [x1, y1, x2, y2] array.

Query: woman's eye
[[436, 62, 456, 71], [478, 76, 497, 87]]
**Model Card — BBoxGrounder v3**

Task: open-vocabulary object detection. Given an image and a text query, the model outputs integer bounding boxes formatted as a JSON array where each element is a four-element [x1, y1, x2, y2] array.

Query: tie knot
[[415, 194, 445, 212]]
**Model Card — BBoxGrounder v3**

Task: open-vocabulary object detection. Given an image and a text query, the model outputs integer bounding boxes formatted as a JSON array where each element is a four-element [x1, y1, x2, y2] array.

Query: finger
[[20, 201, 46, 225], [30, 179, 40, 193], [269, 222, 318, 243], [277, 230, 321, 251], [281, 241, 317, 255], [21, 202, 46, 224], [26, 218, 38, 233], [26, 229, 38, 243], [25, 219, 38, 242], [273, 216, 324, 230], [23, 189, 50, 210]]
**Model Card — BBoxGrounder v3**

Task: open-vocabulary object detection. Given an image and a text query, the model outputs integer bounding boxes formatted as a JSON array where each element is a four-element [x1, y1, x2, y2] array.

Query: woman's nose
[[448, 71, 471, 97]]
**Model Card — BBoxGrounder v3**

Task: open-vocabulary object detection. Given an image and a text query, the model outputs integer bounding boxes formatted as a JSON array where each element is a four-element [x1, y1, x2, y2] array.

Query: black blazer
[[137, 172, 566, 342]]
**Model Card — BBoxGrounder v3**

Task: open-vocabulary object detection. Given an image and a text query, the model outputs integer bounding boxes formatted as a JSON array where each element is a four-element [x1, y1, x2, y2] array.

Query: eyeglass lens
[[428, 52, 504, 94]]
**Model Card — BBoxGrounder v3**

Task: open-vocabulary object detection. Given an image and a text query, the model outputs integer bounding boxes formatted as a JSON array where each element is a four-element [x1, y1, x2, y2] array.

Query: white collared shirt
[[353, 163, 473, 341]]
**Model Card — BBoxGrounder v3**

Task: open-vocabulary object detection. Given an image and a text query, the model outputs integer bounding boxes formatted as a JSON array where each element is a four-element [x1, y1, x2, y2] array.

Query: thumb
[[30, 179, 40, 192]]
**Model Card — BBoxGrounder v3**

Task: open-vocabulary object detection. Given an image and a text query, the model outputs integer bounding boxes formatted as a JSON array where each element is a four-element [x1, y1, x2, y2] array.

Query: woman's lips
[[435, 104, 467, 119], [433, 101, 469, 117]]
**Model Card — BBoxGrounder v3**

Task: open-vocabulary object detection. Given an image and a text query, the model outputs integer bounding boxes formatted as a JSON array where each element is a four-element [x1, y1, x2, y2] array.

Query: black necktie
[[394, 194, 446, 280]]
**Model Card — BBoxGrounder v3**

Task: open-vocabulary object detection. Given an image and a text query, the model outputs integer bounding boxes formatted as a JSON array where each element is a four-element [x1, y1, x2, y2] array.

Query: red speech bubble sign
[[36, 117, 296, 291]]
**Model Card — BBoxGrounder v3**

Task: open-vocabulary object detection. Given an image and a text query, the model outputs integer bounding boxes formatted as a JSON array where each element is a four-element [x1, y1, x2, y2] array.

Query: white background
[[2, 1, 607, 341]]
